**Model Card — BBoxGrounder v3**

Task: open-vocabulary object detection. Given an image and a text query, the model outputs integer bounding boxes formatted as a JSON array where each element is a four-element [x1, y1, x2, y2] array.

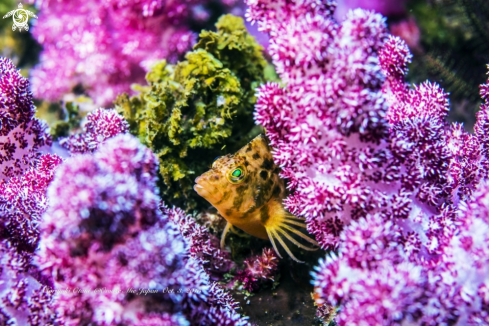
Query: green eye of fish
[[228, 166, 246, 183]]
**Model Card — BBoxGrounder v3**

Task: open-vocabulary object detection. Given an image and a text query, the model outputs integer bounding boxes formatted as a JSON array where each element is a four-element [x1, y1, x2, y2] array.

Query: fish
[[194, 134, 318, 262]]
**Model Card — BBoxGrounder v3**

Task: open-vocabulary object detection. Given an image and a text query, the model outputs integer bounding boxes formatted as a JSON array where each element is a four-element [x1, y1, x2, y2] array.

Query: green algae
[[116, 14, 270, 211]]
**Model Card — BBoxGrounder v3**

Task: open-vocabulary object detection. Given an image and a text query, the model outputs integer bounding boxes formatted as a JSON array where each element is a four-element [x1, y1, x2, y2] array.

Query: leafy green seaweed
[[116, 14, 269, 211]]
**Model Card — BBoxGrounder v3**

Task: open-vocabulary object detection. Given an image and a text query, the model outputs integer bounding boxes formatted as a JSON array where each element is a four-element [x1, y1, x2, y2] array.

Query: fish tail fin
[[263, 201, 318, 263]]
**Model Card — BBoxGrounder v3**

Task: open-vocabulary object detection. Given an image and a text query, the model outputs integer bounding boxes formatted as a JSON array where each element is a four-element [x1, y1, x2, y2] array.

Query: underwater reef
[[39, 133, 247, 325], [2, 0, 489, 325], [249, 0, 489, 323], [116, 14, 269, 211], [0, 57, 247, 325]]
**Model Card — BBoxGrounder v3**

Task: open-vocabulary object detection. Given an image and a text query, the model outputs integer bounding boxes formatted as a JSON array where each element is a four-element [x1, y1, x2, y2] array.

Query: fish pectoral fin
[[284, 219, 308, 228], [266, 227, 283, 260], [221, 223, 249, 249], [267, 228, 304, 263], [281, 224, 319, 247], [277, 227, 318, 251], [264, 211, 320, 263]]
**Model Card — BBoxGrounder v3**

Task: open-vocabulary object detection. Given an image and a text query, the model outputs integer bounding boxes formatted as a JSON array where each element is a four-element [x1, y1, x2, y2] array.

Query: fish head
[[194, 134, 284, 219]]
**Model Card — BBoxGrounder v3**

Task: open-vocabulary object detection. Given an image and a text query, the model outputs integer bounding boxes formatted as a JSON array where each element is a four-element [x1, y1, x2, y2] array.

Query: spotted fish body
[[194, 134, 318, 262]]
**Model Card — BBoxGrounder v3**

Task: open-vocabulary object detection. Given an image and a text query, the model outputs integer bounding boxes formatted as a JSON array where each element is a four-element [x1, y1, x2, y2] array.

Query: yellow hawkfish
[[194, 134, 318, 262]]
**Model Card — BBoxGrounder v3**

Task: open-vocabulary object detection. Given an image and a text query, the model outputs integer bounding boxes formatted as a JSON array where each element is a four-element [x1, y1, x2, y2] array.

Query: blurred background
[[1, 0, 488, 131]]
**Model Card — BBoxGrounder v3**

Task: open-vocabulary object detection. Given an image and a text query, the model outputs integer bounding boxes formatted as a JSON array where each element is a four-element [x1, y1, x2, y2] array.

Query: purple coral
[[29, 0, 209, 105], [443, 181, 489, 324], [313, 216, 428, 325], [236, 248, 278, 293], [59, 108, 129, 154], [37, 133, 248, 325], [0, 57, 51, 181], [0, 241, 57, 326], [311, 36, 489, 326], [248, 0, 489, 323], [0, 57, 61, 325], [163, 205, 233, 279], [249, 0, 390, 250], [0, 154, 62, 253], [0, 155, 61, 325]]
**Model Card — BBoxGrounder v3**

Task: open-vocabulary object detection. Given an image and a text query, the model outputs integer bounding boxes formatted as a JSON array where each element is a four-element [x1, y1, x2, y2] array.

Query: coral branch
[[162, 205, 233, 279], [38, 134, 248, 325], [0, 154, 62, 253], [247, 0, 489, 323], [59, 108, 129, 154], [0, 57, 60, 325], [0, 57, 51, 181]]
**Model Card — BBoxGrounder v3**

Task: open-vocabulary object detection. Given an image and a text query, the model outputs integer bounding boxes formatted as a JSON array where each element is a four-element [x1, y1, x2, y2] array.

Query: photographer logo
[[3, 3, 37, 32]]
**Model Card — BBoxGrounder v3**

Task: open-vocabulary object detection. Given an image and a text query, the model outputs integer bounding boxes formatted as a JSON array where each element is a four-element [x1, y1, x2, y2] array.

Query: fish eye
[[227, 166, 246, 184]]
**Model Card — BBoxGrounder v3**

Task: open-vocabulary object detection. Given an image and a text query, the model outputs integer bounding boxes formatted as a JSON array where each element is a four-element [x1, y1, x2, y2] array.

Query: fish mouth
[[194, 175, 223, 205], [194, 176, 211, 199], [193, 183, 205, 194]]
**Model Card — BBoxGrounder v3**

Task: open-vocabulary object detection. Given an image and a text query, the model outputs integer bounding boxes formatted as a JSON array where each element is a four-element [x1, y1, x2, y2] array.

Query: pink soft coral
[[163, 205, 233, 280], [236, 248, 278, 292], [0, 241, 57, 325], [247, 0, 489, 323], [312, 37, 489, 326], [29, 0, 209, 105], [249, 0, 390, 250], [0, 57, 60, 326], [0, 155, 62, 326], [38, 134, 249, 325], [0, 154, 62, 253], [0, 57, 51, 180], [59, 108, 129, 154]]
